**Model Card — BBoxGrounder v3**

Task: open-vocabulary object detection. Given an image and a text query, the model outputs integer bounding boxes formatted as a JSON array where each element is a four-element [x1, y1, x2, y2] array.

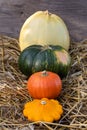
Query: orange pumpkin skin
[[27, 71, 62, 99]]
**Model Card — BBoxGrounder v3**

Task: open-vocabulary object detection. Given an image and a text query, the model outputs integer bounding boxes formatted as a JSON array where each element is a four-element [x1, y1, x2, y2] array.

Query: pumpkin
[[19, 10, 70, 51], [18, 45, 71, 78], [23, 98, 63, 122], [27, 70, 62, 99]]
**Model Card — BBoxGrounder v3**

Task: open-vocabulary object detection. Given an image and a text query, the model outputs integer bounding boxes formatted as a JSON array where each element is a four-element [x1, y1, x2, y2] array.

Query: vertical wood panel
[[0, 0, 87, 41]]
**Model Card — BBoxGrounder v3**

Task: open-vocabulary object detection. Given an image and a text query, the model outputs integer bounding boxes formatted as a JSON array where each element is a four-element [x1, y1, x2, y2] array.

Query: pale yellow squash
[[19, 11, 70, 51]]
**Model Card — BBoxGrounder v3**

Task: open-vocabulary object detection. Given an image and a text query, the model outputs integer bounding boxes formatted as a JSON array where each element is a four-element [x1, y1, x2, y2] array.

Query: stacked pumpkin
[[18, 11, 71, 122]]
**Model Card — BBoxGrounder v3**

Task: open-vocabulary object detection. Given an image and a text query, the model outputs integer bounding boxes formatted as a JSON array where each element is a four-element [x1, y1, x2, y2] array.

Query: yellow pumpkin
[[19, 10, 70, 51], [23, 98, 63, 122]]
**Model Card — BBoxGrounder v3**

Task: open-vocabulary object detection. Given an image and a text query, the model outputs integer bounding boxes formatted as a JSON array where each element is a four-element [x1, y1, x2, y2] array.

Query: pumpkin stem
[[44, 45, 52, 50], [44, 10, 51, 15], [42, 70, 48, 76], [41, 100, 47, 105]]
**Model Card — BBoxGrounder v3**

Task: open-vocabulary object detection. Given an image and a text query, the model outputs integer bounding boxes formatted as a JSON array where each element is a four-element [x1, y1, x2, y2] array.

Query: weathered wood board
[[0, 0, 87, 42]]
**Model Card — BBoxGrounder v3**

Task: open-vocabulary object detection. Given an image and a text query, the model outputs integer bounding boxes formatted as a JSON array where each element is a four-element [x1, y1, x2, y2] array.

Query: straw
[[0, 35, 87, 130]]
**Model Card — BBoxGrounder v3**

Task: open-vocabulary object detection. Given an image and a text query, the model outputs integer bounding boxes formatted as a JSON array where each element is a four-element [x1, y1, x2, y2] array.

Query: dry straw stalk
[[0, 35, 87, 130]]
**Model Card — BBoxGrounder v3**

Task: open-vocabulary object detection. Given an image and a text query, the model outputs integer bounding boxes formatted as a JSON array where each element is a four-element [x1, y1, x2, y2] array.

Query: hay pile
[[0, 35, 87, 130]]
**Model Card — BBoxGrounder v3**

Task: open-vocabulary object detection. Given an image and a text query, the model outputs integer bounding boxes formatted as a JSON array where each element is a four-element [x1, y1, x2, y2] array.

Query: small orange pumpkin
[[27, 70, 62, 99], [23, 98, 63, 122]]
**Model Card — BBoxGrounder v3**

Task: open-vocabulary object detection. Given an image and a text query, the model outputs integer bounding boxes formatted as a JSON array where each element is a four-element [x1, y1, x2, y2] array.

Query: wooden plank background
[[0, 0, 87, 42]]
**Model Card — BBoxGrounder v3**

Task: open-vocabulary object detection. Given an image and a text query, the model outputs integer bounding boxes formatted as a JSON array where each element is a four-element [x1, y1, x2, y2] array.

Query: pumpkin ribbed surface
[[18, 45, 71, 78], [27, 71, 62, 99]]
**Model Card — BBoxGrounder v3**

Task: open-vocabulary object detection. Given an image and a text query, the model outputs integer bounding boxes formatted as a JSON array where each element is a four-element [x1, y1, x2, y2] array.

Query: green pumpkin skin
[[18, 45, 71, 78]]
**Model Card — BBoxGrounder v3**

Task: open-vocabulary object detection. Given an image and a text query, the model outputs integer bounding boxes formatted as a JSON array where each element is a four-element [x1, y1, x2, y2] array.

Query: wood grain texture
[[0, 0, 87, 41]]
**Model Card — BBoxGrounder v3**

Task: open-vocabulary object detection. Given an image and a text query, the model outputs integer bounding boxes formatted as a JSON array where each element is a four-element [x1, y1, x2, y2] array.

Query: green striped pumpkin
[[18, 45, 71, 78]]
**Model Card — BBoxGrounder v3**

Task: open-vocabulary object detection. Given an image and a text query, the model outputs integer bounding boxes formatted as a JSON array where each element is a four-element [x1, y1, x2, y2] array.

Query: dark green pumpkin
[[18, 45, 71, 78]]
